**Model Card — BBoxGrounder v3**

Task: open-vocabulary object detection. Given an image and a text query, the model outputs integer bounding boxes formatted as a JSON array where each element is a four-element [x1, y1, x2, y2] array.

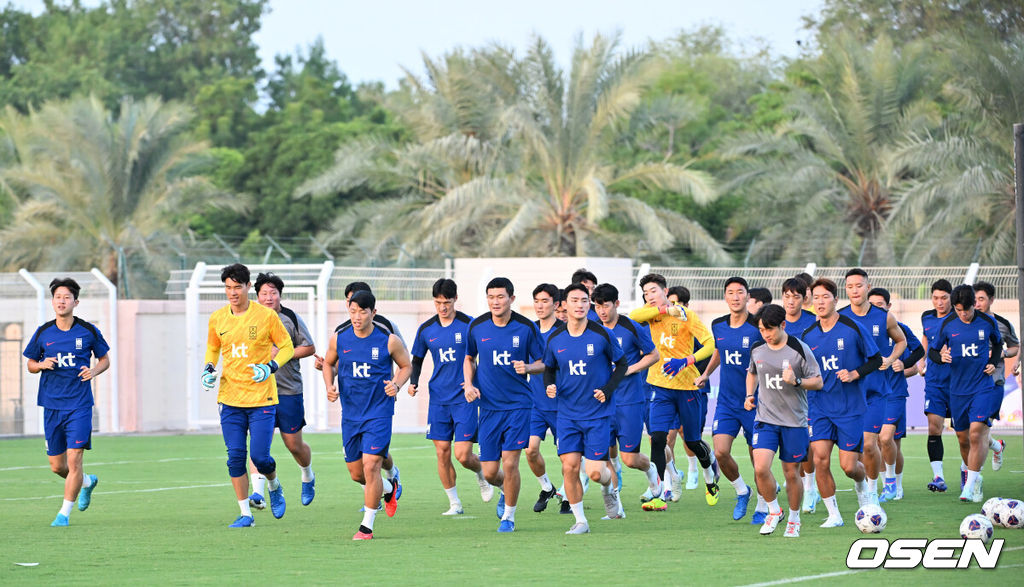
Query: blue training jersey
[[411, 311, 472, 405], [802, 315, 879, 418], [886, 322, 921, 399], [921, 309, 951, 393], [543, 320, 624, 420], [932, 312, 1002, 397], [786, 310, 817, 340], [467, 311, 544, 411], [529, 319, 563, 411], [335, 325, 395, 421], [839, 304, 891, 398], [607, 316, 655, 405], [23, 317, 110, 410], [711, 313, 763, 410]]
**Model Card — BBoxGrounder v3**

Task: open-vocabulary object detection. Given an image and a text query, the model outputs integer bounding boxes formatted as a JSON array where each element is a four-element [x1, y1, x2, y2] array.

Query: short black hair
[[749, 288, 772, 304], [563, 282, 589, 299], [221, 263, 250, 285], [348, 290, 376, 311], [781, 277, 806, 297], [255, 272, 284, 295], [486, 277, 514, 297], [432, 278, 457, 299], [973, 281, 995, 299], [867, 287, 890, 305], [795, 272, 813, 289], [571, 268, 598, 284], [639, 273, 667, 290], [724, 276, 749, 292], [533, 283, 559, 301], [756, 304, 786, 329], [811, 278, 838, 298], [845, 267, 869, 280], [49, 278, 81, 300], [931, 279, 952, 294], [951, 284, 975, 309], [591, 283, 619, 305], [345, 281, 372, 298], [667, 286, 690, 305]]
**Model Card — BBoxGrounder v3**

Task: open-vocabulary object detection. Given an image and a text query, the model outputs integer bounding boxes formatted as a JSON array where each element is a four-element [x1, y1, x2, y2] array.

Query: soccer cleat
[[442, 503, 464, 516], [642, 497, 668, 511], [78, 475, 98, 511], [671, 470, 683, 499], [534, 487, 558, 513], [958, 485, 972, 503], [783, 521, 801, 538], [228, 515, 254, 528], [359, 502, 384, 513], [497, 520, 515, 533], [249, 492, 267, 510], [496, 492, 505, 519], [478, 476, 494, 503], [759, 511, 782, 535], [927, 476, 948, 492], [705, 483, 720, 506], [559, 500, 572, 514], [733, 486, 752, 520], [801, 488, 817, 514], [51, 513, 70, 527], [639, 487, 655, 504], [895, 486, 904, 501], [352, 528, 373, 540], [616, 467, 623, 493], [960, 469, 967, 491], [663, 489, 675, 502], [992, 439, 1005, 471], [685, 469, 699, 490], [384, 481, 400, 518], [602, 488, 621, 519], [879, 478, 898, 503], [566, 521, 590, 534], [820, 515, 845, 528], [751, 511, 767, 525], [581, 472, 590, 495], [971, 474, 983, 503], [269, 484, 286, 519], [301, 479, 316, 506], [391, 468, 403, 501]]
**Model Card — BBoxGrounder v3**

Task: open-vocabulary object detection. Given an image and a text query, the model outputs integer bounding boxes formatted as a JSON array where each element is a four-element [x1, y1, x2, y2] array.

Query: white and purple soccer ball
[[855, 504, 887, 534], [1001, 499, 1024, 529], [982, 497, 1006, 525], [960, 514, 994, 543]]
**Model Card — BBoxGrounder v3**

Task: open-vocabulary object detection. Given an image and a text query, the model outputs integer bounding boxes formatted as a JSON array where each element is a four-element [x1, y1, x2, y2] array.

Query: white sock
[[300, 465, 314, 483], [930, 461, 944, 478], [60, 499, 74, 517], [645, 463, 661, 490], [361, 507, 377, 531], [381, 475, 393, 495], [854, 479, 866, 495], [570, 501, 587, 525], [687, 455, 699, 473], [476, 469, 487, 482], [788, 509, 800, 523], [598, 466, 612, 487], [537, 473, 554, 492], [865, 477, 876, 494], [960, 461, 968, 472], [896, 472, 903, 490], [702, 464, 715, 484], [267, 476, 281, 491], [990, 437, 1002, 451], [252, 474, 266, 496], [965, 469, 980, 491], [81, 473, 93, 487], [884, 462, 895, 478], [823, 495, 839, 518], [384, 466, 397, 480], [767, 499, 781, 514], [238, 499, 252, 517], [502, 504, 517, 522], [755, 492, 768, 513], [444, 486, 460, 505], [611, 455, 622, 473], [666, 462, 680, 484], [730, 476, 749, 495], [803, 472, 815, 492]]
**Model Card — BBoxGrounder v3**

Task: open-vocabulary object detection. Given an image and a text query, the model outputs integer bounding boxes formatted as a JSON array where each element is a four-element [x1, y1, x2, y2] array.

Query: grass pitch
[[1, 432, 1022, 585]]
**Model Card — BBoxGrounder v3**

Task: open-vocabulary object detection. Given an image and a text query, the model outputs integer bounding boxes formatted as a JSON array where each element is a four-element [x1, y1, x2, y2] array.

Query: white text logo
[[847, 538, 1003, 569]]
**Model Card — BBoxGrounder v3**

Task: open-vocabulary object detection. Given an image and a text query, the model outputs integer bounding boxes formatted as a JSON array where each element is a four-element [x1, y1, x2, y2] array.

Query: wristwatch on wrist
[[794, 377, 802, 388]]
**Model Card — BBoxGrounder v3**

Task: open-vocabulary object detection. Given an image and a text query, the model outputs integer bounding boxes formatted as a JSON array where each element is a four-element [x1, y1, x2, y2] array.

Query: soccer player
[[543, 283, 628, 533], [408, 278, 491, 516], [322, 290, 411, 539], [463, 277, 545, 533], [920, 279, 954, 491], [664, 285, 698, 493], [592, 283, 662, 510], [802, 278, 882, 527], [694, 277, 767, 522], [838, 268, 906, 502], [781, 276, 821, 514], [929, 285, 1003, 503], [630, 273, 718, 512], [747, 288, 772, 315], [246, 273, 318, 511], [973, 281, 1018, 471], [745, 304, 822, 537], [202, 263, 294, 527], [24, 278, 111, 527], [570, 268, 601, 322], [525, 283, 563, 513], [867, 288, 924, 502]]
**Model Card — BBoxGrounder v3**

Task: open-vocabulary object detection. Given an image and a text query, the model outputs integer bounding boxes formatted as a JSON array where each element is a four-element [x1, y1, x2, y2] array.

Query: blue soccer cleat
[[301, 479, 316, 506], [78, 474, 98, 511], [879, 478, 898, 503], [249, 492, 266, 510], [229, 515, 255, 528], [51, 513, 69, 527], [391, 468, 403, 501], [498, 519, 515, 533], [927, 476, 948, 493], [269, 484, 286, 519], [733, 486, 752, 520], [616, 467, 623, 493], [960, 469, 967, 491], [496, 492, 505, 519], [751, 510, 767, 525]]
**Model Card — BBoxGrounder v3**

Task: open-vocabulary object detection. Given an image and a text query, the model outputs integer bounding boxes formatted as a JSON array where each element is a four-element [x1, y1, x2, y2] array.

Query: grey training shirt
[[748, 335, 820, 428], [276, 307, 314, 396]]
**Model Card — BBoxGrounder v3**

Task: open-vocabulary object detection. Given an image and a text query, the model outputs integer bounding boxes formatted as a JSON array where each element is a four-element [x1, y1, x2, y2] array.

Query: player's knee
[[250, 453, 276, 476], [226, 448, 248, 477], [684, 439, 708, 460], [50, 463, 68, 477], [650, 431, 668, 450], [713, 445, 730, 462], [587, 468, 603, 483]]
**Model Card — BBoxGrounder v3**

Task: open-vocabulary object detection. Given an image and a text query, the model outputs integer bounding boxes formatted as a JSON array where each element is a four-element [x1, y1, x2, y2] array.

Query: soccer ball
[[960, 514, 994, 542], [855, 504, 887, 533], [982, 497, 1005, 524], [1001, 499, 1024, 529]]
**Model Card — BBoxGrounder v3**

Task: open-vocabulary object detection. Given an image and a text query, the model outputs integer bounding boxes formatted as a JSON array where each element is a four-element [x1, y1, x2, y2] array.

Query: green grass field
[[1, 432, 1022, 585]]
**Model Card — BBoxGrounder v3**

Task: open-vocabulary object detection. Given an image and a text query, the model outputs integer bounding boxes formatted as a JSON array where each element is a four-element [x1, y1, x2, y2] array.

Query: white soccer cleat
[[442, 503, 464, 516], [992, 439, 1004, 471], [783, 521, 801, 537], [820, 515, 845, 528], [670, 470, 683, 499], [971, 474, 984, 503], [566, 521, 590, 534], [759, 511, 783, 535], [602, 488, 621, 519], [801, 489, 817, 514], [477, 474, 494, 503]]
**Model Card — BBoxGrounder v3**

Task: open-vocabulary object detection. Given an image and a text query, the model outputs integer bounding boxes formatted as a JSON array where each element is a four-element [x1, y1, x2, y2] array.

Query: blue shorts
[[883, 395, 907, 439], [752, 421, 809, 463], [44, 407, 93, 456], [220, 404, 277, 477], [950, 392, 999, 432], [924, 384, 951, 418], [713, 405, 755, 445], [427, 401, 478, 442], [478, 408, 530, 461], [342, 417, 392, 463], [643, 388, 679, 434], [649, 386, 707, 442], [558, 416, 612, 460], [809, 413, 863, 453], [863, 393, 886, 434], [530, 407, 558, 442], [275, 394, 306, 434], [611, 402, 645, 452]]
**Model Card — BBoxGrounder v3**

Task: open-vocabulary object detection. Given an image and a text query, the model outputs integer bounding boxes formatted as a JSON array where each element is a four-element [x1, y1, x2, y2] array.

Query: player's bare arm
[[78, 354, 110, 382]]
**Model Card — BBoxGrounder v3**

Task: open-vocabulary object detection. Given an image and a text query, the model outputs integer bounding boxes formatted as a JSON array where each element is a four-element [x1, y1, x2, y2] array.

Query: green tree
[[806, 0, 1024, 44]]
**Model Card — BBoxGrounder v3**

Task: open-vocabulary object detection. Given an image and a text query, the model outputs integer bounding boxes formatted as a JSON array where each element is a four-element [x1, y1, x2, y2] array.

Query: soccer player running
[[525, 283, 564, 513], [246, 273, 318, 511], [973, 281, 1018, 471], [663, 286, 700, 494], [745, 304, 822, 537], [867, 288, 924, 503], [838, 269, 906, 503], [463, 277, 545, 533], [203, 264, 294, 527], [24, 278, 111, 527], [543, 283, 629, 533], [630, 273, 718, 512], [929, 285, 1003, 503], [781, 277, 821, 514], [747, 288, 772, 315], [322, 290, 412, 539], [920, 279, 954, 492], [408, 278, 491, 515], [592, 283, 662, 512], [694, 277, 768, 522], [801, 278, 882, 528]]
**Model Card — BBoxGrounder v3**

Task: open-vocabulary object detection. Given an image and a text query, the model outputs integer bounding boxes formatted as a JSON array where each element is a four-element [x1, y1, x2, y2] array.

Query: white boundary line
[[1, 483, 230, 501]]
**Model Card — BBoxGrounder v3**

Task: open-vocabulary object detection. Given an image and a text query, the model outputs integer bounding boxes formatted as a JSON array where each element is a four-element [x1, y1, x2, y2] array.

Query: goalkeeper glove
[[662, 356, 695, 377], [201, 363, 218, 391], [249, 360, 279, 383]]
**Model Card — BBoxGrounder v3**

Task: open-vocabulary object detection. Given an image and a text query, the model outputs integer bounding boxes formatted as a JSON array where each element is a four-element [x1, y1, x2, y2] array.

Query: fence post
[[185, 262, 207, 430], [18, 269, 46, 435], [90, 268, 119, 433]]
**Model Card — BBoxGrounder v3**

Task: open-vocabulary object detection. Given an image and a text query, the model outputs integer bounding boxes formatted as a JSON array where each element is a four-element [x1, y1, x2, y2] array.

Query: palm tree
[[299, 34, 728, 264], [0, 95, 241, 296]]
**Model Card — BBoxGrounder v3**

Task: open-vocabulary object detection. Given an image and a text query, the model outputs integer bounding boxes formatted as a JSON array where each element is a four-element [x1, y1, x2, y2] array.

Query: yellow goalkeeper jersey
[[628, 304, 713, 391], [205, 301, 294, 407]]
